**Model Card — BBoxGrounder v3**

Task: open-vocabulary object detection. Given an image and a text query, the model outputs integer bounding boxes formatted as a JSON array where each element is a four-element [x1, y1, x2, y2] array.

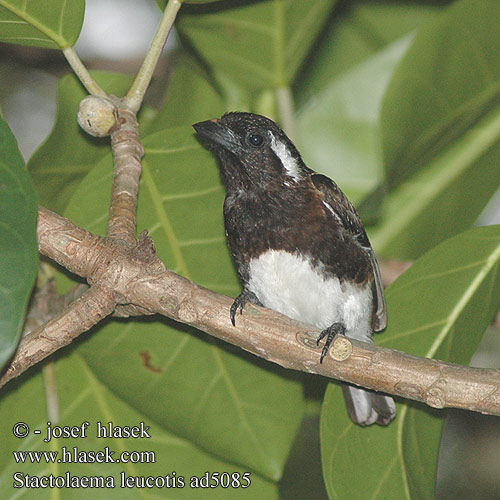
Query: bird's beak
[[193, 119, 240, 152]]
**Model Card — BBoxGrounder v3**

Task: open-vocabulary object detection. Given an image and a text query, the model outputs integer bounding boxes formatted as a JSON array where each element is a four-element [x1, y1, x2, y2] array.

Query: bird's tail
[[341, 384, 396, 426]]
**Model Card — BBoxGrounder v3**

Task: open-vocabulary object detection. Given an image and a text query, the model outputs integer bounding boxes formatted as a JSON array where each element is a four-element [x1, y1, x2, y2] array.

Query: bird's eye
[[248, 133, 264, 148]]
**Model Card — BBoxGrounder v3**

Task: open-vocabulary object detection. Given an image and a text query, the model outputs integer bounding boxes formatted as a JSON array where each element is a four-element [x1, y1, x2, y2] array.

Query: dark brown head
[[193, 112, 308, 191]]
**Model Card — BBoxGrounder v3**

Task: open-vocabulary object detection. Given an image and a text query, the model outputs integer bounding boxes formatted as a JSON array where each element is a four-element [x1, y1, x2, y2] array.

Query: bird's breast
[[247, 249, 373, 341]]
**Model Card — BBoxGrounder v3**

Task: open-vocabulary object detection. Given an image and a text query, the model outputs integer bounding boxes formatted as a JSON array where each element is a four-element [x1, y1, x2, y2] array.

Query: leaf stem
[[42, 362, 60, 423], [125, 0, 182, 112], [62, 47, 107, 97]]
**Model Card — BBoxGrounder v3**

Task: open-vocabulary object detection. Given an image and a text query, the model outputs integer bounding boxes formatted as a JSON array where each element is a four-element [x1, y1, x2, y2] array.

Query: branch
[[76, 97, 144, 243], [1, 285, 115, 387], [106, 101, 144, 242], [74, 2, 182, 240], [2, 206, 500, 417], [127, 269, 500, 416]]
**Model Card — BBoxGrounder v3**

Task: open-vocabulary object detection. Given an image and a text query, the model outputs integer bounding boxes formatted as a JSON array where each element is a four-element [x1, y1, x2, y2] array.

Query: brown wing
[[310, 173, 386, 331]]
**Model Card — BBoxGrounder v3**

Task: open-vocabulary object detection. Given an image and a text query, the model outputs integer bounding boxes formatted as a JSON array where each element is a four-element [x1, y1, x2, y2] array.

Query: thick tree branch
[[2, 206, 500, 418], [127, 269, 500, 415]]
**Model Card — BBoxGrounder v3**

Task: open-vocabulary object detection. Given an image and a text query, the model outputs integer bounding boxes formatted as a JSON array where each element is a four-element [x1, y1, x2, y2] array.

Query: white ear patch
[[269, 132, 301, 180]]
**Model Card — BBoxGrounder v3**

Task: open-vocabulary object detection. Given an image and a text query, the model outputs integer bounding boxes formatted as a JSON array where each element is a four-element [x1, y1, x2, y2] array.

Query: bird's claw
[[317, 322, 346, 363], [230, 291, 263, 326]]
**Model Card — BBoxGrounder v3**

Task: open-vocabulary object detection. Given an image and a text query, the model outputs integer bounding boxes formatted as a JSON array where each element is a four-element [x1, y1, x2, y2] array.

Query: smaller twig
[[24, 279, 61, 423], [62, 47, 107, 97], [75, 1, 183, 252], [24, 280, 87, 423], [75, 95, 143, 243], [0, 286, 115, 388], [125, 0, 183, 112], [106, 100, 144, 242], [1, 209, 161, 388], [24, 280, 89, 332]]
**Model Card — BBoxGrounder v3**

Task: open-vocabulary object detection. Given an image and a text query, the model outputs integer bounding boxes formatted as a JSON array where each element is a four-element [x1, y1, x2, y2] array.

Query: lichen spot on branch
[[330, 336, 353, 361]]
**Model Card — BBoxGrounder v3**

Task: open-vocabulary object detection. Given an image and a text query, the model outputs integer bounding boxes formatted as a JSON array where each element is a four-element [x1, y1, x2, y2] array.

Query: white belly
[[247, 249, 373, 342]]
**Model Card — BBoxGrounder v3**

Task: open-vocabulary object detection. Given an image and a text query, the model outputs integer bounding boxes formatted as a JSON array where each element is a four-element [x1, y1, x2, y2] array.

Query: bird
[[192, 112, 396, 426]]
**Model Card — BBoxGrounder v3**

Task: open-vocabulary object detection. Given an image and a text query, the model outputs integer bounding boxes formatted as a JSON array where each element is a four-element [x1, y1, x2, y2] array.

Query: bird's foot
[[230, 291, 263, 326], [316, 322, 346, 363]]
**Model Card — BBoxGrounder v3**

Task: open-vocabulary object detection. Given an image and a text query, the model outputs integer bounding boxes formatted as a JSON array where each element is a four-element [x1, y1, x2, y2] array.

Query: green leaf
[[370, 95, 500, 260], [0, 115, 37, 371], [0, 353, 279, 499], [0, 0, 85, 49], [321, 225, 500, 500], [295, 0, 445, 105], [382, 0, 500, 188], [144, 55, 226, 134], [369, 0, 500, 259], [176, 0, 337, 91], [62, 127, 304, 480], [296, 36, 412, 204], [28, 72, 134, 213]]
